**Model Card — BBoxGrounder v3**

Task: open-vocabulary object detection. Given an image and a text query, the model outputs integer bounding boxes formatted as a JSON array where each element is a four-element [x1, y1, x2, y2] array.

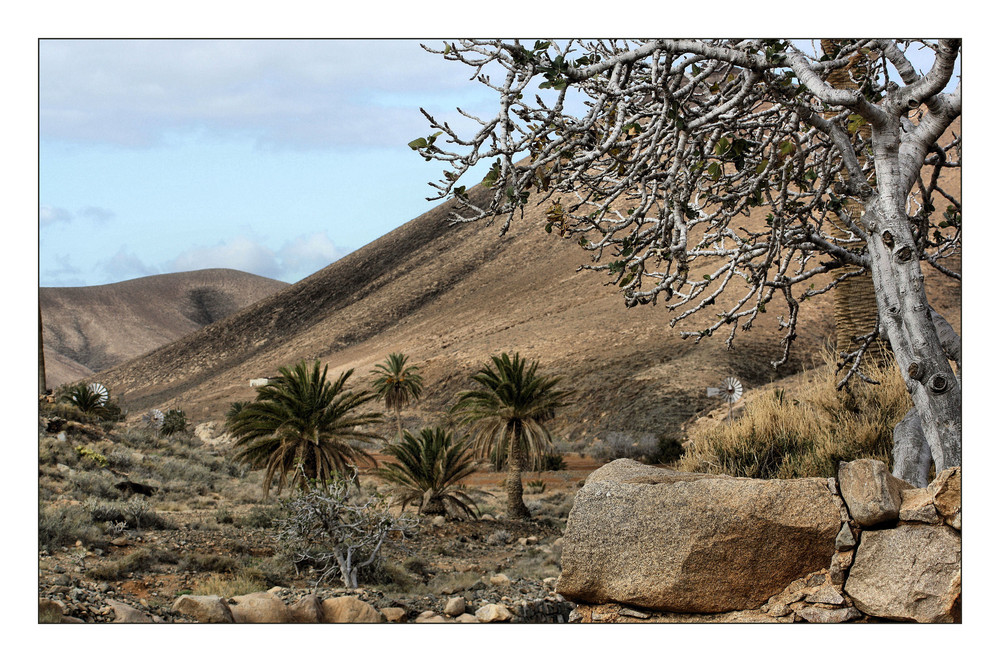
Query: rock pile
[[557, 458, 961, 623]]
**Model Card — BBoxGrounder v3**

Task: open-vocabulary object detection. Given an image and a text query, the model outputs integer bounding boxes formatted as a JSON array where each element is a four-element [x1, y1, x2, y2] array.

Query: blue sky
[[39, 39, 507, 286]]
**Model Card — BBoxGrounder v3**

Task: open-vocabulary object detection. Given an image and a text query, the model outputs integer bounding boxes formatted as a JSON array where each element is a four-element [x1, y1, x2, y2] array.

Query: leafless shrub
[[274, 474, 415, 589]]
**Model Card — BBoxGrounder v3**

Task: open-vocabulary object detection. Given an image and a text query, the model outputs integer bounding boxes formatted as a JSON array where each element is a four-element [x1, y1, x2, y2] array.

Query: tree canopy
[[413, 39, 961, 478]]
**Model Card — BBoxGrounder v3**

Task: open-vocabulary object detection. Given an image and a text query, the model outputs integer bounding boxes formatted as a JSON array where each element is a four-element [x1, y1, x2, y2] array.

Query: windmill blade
[[142, 408, 165, 430], [88, 382, 109, 405], [722, 376, 744, 404]]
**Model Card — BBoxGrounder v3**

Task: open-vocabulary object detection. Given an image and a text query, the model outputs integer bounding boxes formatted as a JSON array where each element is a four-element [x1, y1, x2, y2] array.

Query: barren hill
[[40, 269, 288, 387], [93, 175, 960, 446]]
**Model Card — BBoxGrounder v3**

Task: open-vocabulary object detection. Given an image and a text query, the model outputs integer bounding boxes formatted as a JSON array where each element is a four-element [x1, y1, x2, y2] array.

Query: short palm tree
[[377, 426, 481, 519], [451, 352, 572, 520], [228, 360, 382, 497], [60, 383, 109, 416], [370, 352, 423, 440]]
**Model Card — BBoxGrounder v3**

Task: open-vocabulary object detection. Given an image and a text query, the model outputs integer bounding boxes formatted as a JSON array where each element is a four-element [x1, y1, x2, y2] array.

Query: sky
[[39, 39, 510, 286], [38, 36, 961, 288]]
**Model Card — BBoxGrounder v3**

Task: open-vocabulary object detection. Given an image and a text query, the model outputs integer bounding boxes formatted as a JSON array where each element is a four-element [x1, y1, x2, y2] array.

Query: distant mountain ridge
[[40, 269, 288, 387]]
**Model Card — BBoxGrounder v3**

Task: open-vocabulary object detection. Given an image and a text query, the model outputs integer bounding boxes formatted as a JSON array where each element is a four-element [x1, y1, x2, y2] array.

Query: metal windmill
[[707, 376, 744, 420], [87, 382, 109, 406], [142, 408, 165, 431]]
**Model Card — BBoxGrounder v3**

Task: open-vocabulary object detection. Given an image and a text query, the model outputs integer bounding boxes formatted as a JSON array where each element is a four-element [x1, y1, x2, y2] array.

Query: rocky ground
[[39, 504, 576, 624], [37, 414, 594, 624]]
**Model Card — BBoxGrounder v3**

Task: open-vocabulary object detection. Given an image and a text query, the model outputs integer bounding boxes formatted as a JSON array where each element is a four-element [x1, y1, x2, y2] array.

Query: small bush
[[106, 448, 135, 471], [160, 409, 188, 436], [67, 471, 120, 501], [39, 504, 105, 551], [539, 452, 567, 471], [487, 529, 512, 545], [75, 445, 108, 469], [236, 505, 281, 529], [524, 479, 546, 494], [214, 507, 234, 525], [85, 496, 171, 531], [119, 428, 159, 448], [275, 477, 415, 588], [193, 568, 268, 598], [87, 547, 178, 581], [178, 553, 239, 574]]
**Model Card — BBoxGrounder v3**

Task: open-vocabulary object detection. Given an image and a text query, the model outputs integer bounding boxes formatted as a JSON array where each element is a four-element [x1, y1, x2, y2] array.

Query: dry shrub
[[678, 348, 911, 479], [87, 547, 178, 581], [192, 568, 268, 598]]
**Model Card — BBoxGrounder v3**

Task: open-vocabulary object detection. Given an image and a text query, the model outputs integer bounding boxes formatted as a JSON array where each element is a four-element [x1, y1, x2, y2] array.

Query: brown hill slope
[[40, 269, 288, 387], [94, 173, 960, 446]]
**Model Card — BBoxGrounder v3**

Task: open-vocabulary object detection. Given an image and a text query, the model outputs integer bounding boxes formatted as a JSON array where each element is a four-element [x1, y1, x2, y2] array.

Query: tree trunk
[[394, 403, 403, 441], [505, 424, 532, 520], [892, 309, 961, 486], [866, 123, 961, 474]]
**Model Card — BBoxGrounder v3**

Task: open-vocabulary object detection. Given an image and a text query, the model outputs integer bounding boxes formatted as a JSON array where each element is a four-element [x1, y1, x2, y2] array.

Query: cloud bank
[[40, 39, 498, 150]]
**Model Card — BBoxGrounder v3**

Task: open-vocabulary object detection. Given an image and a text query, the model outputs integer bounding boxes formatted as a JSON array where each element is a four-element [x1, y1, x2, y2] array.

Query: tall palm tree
[[229, 360, 382, 497], [451, 352, 572, 520], [377, 426, 481, 519], [370, 352, 423, 440]]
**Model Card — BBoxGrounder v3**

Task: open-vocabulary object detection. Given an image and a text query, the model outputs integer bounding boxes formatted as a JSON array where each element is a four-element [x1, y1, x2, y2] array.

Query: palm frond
[[376, 427, 481, 519], [228, 360, 383, 496]]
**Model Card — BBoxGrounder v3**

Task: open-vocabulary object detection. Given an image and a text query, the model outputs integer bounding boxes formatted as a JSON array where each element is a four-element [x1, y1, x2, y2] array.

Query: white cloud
[[100, 247, 156, 283], [40, 254, 86, 287], [39, 39, 498, 150], [40, 206, 73, 228], [168, 236, 282, 279], [277, 231, 350, 282], [78, 206, 116, 223], [164, 231, 349, 282], [40, 204, 116, 228]]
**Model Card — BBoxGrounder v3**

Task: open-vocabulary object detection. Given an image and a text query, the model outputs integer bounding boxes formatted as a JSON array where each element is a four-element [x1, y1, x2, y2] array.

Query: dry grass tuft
[[678, 348, 911, 479]]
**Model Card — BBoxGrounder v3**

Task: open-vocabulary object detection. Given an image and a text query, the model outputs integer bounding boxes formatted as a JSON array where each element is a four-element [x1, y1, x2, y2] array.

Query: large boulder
[[556, 459, 843, 613], [288, 594, 324, 623], [837, 459, 912, 526], [171, 595, 234, 623], [320, 596, 381, 623], [108, 599, 154, 623], [229, 592, 292, 624], [844, 524, 961, 623]]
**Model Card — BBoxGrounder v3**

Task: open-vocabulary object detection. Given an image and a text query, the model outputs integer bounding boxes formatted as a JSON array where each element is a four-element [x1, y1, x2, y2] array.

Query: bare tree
[[412, 39, 961, 478]]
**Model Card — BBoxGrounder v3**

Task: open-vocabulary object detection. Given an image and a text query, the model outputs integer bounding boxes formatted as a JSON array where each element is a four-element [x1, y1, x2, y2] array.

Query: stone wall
[[557, 458, 961, 623]]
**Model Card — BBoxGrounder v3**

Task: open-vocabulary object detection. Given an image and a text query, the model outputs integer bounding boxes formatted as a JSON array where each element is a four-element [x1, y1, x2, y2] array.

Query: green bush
[[160, 409, 188, 436], [539, 452, 567, 471]]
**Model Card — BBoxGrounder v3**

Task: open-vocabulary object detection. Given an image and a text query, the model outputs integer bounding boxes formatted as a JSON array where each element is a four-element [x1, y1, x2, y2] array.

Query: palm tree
[[370, 352, 423, 440], [376, 426, 481, 519], [228, 360, 382, 497], [61, 383, 109, 416], [451, 352, 572, 520]]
